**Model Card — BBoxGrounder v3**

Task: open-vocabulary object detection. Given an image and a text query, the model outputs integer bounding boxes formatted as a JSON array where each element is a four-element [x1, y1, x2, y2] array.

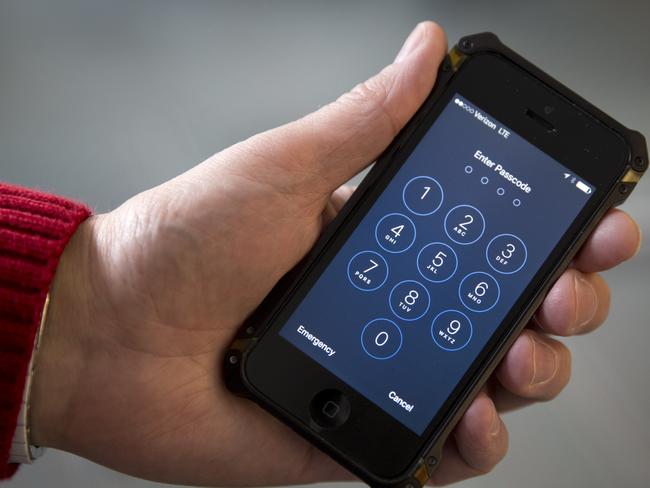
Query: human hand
[[30, 22, 642, 486]]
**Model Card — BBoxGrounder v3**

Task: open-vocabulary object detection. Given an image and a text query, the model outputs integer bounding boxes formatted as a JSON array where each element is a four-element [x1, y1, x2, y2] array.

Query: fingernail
[[489, 407, 501, 436], [632, 219, 643, 258], [574, 274, 598, 330], [530, 335, 558, 386], [395, 23, 425, 63]]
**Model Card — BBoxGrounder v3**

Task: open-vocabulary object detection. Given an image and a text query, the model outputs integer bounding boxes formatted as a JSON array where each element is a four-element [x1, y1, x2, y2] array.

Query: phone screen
[[278, 94, 593, 435]]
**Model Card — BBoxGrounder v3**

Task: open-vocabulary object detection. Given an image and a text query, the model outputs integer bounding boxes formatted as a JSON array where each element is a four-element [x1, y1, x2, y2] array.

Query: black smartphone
[[225, 33, 647, 487]]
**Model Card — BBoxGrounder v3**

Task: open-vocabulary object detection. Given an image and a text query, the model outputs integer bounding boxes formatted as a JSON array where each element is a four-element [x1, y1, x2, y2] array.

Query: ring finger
[[492, 329, 571, 411]]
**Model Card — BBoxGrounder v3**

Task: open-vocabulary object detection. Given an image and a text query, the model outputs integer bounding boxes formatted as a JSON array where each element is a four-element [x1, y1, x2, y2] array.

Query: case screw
[[245, 326, 255, 335], [426, 456, 438, 466], [618, 184, 630, 195], [460, 39, 474, 50], [228, 354, 239, 365], [632, 156, 647, 172]]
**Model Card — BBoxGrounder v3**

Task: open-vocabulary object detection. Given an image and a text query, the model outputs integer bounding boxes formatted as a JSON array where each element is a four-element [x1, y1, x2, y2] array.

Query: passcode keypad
[[346, 175, 528, 359]]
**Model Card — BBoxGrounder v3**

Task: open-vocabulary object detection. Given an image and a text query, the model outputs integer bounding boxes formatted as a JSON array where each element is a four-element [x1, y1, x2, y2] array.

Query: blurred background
[[1, 1, 648, 487]]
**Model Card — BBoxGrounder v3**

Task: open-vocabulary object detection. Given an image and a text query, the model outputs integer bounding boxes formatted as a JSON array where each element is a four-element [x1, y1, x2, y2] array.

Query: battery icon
[[576, 181, 592, 194]]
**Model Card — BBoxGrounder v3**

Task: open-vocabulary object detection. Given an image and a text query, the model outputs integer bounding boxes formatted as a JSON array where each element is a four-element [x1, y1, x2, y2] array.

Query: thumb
[[226, 21, 447, 194]]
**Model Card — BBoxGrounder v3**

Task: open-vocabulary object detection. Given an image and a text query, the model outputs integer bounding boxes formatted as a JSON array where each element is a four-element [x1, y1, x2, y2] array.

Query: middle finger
[[534, 268, 610, 336]]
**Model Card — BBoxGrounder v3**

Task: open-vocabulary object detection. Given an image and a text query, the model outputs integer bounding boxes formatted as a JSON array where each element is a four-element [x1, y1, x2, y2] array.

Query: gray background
[[1, 1, 648, 487]]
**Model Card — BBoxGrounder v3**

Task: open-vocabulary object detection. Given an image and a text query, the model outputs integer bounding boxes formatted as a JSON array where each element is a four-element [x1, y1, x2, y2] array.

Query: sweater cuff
[[0, 183, 91, 479]]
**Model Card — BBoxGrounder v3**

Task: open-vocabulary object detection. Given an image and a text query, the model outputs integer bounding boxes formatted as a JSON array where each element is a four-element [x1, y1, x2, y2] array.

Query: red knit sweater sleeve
[[0, 183, 91, 479]]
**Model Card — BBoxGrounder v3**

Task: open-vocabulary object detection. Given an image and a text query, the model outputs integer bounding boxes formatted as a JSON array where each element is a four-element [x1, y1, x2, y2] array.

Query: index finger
[[572, 209, 642, 273]]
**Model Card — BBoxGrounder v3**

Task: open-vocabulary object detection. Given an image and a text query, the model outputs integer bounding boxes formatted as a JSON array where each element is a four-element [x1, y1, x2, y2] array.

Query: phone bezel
[[240, 52, 630, 480]]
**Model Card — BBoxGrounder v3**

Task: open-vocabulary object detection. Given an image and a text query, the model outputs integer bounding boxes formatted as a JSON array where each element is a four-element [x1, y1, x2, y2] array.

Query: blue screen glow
[[279, 95, 592, 434]]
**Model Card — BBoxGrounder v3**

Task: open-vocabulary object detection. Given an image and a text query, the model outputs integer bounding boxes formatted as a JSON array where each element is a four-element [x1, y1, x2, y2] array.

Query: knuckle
[[347, 76, 388, 108], [473, 415, 507, 470], [471, 436, 508, 476], [473, 463, 495, 476], [571, 272, 611, 335], [536, 340, 572, 401], [557, 341, 572, 384], [537, 271, 579, 334], [593, 272, 611, 312], [229, 132, 331, 203], [496, 332, 536, 397], [343, 72, 400, 137]]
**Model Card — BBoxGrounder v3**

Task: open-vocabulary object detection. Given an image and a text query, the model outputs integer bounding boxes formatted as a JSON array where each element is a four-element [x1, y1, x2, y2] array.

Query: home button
[[309, 389, 351, 428]]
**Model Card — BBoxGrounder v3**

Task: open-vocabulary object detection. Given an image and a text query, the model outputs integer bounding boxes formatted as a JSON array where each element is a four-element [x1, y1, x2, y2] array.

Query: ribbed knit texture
[[0, 183, 90, 479]]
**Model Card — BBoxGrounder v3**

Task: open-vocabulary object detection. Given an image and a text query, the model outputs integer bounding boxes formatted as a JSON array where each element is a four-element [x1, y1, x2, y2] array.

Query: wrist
[[29, 218, 97, 450]]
